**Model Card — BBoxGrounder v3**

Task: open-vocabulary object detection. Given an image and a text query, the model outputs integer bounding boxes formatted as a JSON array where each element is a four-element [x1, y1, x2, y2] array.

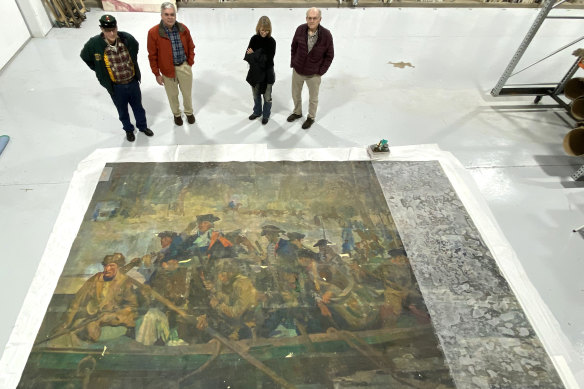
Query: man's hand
[[246, 48, 254, 54], [196, 314, 208, 330], [317, 301, 332, 317], [141, 284, 152, 295], [228, 330, 239, 341], [155, 75, 164, 86], [203, 280, 214, 291], [141, 254, 152, 267], [321, 291, 333, 304], [129, 257, 142, 267], [99, 312, 119, 324]]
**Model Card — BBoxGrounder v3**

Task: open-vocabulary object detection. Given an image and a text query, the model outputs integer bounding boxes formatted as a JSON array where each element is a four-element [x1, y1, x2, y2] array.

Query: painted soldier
[[378, 248, 430, 327], [60, 253, 138, 342], [313, 239, 342, 266], [314, 264, 380, 331], [207, 259, 258, 340], [184, 214, 235, 265], [136, 254, 200, 346], [260, 224, 286, 265], [134, 230, 183, 283], [155, 231, 183, 262], [277, 231, 315, 262]]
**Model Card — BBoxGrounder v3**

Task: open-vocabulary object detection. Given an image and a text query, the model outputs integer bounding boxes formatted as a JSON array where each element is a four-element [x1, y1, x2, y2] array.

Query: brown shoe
[[174, 116, 183, 126], [186, 114, 195, 124], [302, 117, 315, 129], [287, 113, 302, 122]]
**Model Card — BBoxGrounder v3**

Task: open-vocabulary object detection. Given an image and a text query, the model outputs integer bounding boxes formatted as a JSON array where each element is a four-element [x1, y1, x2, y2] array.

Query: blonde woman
[[244, 16, 276, 125]]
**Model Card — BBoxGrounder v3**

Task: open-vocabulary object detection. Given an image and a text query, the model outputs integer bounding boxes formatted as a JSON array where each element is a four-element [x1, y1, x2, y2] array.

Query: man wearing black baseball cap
[[81, 15, 154, 142]]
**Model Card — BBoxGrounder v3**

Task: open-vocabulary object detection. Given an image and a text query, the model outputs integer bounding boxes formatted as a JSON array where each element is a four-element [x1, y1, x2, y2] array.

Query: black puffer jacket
[[244, 34, 276, 92]]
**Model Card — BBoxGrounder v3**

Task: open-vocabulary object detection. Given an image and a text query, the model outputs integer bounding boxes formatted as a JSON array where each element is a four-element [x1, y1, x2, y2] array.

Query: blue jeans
[[252, 84, 273, 119], [111, 79, 147, 132]]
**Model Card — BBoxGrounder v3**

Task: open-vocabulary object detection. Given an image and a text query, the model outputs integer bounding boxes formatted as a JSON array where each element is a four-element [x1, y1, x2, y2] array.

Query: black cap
[[99, 15, 117, 28]]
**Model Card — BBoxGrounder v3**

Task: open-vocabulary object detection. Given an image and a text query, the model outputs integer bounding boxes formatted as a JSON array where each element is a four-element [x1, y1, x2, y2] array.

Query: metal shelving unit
[[491, 0, 584, 179], [491, 0, 584, 109]]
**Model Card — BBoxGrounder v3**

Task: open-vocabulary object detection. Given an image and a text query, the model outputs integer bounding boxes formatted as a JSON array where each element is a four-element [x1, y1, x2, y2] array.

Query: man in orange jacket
[[147, 2, 196, 126]]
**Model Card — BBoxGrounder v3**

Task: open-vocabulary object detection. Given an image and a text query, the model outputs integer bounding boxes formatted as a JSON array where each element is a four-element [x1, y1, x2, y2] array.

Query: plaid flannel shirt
[[104, 39, 135, 84], [164, 24, 187, 65]]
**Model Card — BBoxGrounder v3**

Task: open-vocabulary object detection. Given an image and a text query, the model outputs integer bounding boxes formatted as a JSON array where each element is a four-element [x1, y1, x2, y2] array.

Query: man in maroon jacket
[[287, 7, 334, 130], [147, 2, 196, 126]]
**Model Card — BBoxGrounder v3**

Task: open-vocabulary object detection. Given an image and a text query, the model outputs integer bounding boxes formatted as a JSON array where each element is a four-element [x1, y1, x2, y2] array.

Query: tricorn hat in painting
[[99, 14, 117, 28], [196, 214, 220, 223], [157, 231, 178, 239], [261, 224, 285, 236], [287, 232, 305, 241], [102, 252, 125, 266], [313, 239, 331, 248]]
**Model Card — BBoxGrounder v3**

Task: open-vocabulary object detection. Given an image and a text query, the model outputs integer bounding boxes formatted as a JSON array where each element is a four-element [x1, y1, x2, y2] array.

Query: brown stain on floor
[[388, 61, 415, 68]]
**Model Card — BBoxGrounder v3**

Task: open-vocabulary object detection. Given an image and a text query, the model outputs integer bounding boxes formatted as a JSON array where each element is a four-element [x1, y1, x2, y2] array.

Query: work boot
[[186, 114, 195, 124], [174, 116, 183, 126], [126, 131, 135, 142], [249, 114, 261, 120], [262, 117, 269, 125]]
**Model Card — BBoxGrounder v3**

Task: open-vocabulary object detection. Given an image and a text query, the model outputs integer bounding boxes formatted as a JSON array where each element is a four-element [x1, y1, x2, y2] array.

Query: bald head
[[306, 7, 321, 18], [305, 7, 322, 32]]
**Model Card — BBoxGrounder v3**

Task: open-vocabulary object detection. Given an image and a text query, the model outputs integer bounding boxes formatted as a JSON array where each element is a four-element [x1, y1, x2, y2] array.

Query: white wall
[[16, 0, 52, 38], [0, 1, 30, 72]]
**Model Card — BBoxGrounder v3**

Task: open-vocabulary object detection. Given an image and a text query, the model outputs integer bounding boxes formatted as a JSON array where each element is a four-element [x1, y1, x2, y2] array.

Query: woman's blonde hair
[[255, 16, 272, 36]]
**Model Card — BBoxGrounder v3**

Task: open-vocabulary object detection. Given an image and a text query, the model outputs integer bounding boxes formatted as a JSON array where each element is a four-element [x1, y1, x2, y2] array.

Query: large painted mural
[[102, 0, 174, 12], [18, 161, 454, 388]]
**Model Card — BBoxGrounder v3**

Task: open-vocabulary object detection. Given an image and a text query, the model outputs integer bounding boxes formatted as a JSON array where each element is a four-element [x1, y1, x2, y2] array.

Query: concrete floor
[[1, 5, 584, 387]]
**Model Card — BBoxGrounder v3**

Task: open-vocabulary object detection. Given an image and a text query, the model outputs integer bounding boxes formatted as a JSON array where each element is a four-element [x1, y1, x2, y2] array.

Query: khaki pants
[[291, 69, 321, 120], [162, 62, 193, 117]]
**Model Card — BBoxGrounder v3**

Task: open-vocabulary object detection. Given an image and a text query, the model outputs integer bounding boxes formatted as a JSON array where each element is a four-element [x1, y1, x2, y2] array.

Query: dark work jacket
[[80, 31, 141, 96], [290, 24, 334, 76], [244, 34, 276, 94]]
